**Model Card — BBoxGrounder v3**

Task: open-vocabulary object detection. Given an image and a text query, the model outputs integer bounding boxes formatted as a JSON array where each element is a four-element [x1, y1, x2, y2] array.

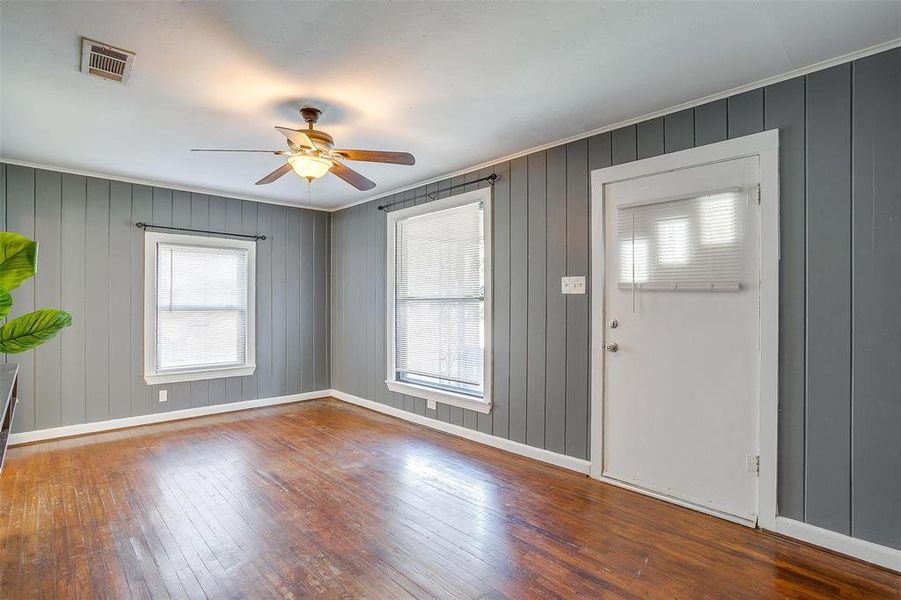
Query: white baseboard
[[772, 517, 901, 573], [8, 390, 331, 446], [329, 389, 591, 474]]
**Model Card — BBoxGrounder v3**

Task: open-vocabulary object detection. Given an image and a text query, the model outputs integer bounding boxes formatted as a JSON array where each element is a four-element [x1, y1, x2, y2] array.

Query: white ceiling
[[1, 2, 899, 210]]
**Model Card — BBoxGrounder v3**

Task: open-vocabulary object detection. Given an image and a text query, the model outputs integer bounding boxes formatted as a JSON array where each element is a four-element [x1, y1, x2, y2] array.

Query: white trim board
[[330, 389, 591, 474], [8, 390, 330, 446], [589, 130, 781, 531], [773, 517, 901, 573]]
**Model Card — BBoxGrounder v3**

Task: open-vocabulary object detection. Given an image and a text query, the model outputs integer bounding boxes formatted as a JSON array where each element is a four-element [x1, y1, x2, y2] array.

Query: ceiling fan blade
[[255, 163, 293, 185], [332, 149, 415, 165], [275, 127, 315, 149], [329, 160, 376, 191], [192, 148, 285, 154]]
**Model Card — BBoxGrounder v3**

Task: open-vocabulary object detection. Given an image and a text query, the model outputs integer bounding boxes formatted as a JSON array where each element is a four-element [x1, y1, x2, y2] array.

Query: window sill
[[385, 380, 492, 414], [145, 365, 256, 385]]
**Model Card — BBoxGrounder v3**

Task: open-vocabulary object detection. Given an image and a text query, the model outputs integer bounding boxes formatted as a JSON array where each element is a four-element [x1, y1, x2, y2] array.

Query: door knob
[[605, 342, 619, 352]]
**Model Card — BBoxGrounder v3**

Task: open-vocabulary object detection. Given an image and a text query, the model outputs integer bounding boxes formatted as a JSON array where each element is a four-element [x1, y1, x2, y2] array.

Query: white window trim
[[385, 187, 493, 414], [143, 231, 257, 385]]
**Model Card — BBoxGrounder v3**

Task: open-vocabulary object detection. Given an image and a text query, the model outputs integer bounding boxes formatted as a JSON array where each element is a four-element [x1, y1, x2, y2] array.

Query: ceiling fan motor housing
[[300, 106, 322, 126]]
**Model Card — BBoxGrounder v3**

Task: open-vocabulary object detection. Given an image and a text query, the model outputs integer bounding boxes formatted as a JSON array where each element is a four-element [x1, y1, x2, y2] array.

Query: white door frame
[[589, 130, 780, 531]]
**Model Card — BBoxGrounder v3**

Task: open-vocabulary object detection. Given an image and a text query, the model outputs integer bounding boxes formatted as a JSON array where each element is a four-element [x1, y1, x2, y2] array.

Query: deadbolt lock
[[608, 319, 618, 329]]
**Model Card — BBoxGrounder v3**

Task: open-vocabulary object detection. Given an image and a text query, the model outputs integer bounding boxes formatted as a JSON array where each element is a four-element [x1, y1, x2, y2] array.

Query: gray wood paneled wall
[[331, 48, 901, 550], [0, 165, 331, 435]]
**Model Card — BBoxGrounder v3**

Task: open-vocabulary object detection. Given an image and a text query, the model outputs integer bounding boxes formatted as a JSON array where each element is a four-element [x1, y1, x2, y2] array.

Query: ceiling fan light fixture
[[288, 155, 332, 181]]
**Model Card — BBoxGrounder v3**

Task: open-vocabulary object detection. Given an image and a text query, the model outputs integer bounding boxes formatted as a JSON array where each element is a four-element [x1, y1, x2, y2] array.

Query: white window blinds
[[394, 201, 485, 397], [618, 189, 745, 291], [155, 242, 249, 372]]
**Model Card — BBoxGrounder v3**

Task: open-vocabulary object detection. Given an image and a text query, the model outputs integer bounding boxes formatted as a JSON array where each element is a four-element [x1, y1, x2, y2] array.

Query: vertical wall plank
[[526, 151, 547, 448], [637, 117, 664, 159], [765, 77, 807, 520], [300, 209, 315, 392], [286, 207, 302, 394], [315, 210, 330, 390], [6, 166, 36, 432], [491, 163, 511, 440], [270, 205, 288, 397], [34, 170, 62, 429], [61, 174, 87, 425], [508, 157, 529, 443], [851, 48, 901, 549], [169, 191, 192, 411], [805, 64, 852, 534], [694, 99, 727, 146], [664, 109, 694, 153], [365, 202, 380, 407], [107, 181, 132, 419], [729, 89, 764, 138], [189, 193, 211, 408], [565, 140, 589, 459], [149, 187, 172, 413], [85, 178, 111, 423], [254, 202, 273, 400], [130, 185, 152, 417], [544, 146, 567, 454], [611, 126, 637, 165]]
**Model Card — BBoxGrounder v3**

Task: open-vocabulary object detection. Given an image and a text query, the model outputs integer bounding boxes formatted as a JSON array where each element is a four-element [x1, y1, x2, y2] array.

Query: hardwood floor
[[0, 398, 897, 599]]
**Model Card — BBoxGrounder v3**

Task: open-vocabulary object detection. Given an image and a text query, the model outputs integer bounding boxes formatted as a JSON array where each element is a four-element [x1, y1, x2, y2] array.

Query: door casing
[[588, 130, 780, 531]]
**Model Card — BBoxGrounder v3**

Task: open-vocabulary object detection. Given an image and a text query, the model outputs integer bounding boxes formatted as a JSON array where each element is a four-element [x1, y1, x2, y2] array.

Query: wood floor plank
[[0, 398, 898, 598]]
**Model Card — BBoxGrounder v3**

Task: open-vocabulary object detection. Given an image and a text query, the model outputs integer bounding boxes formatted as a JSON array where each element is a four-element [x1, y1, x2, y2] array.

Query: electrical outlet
[[427, 399, 436, 410], [159, 390, 168, 403], [561, 276, 586, 295]]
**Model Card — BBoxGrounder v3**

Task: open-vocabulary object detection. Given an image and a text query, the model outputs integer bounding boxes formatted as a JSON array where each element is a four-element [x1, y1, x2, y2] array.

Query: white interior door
[[601, 155, 761, 525]]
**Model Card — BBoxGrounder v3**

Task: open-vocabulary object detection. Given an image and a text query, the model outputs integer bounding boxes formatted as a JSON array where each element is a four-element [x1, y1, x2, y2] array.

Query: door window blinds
[[394, 201, 485, 397], [155, 242, 249, 372], [618, 189, 745, 291]]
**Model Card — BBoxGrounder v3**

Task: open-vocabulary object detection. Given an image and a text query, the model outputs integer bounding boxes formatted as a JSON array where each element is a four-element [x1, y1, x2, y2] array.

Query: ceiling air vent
[[80, 37, 135, 84]]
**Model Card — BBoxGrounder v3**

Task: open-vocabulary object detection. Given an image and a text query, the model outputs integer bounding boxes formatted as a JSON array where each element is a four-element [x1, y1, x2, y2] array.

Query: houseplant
[[0, 232, 71, 352]]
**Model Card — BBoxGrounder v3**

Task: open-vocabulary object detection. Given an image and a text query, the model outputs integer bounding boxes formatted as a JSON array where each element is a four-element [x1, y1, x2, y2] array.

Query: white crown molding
[[0, 157, 332, 213], [332, 36, 901, 213], [8, 390, 330, 445], [330, 389, 591, 474]]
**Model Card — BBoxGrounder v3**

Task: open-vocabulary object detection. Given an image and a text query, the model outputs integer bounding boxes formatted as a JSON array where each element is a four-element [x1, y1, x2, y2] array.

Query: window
[[386, 187, 492, 413], [144, 232, 256, 384], [617, 188, 744, 292]]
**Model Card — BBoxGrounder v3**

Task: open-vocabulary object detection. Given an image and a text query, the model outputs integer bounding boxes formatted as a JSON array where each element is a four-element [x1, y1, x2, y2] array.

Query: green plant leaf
[[0, 308, 71, 354], [0, 232, 38, 291], [0, 287, 11, 321]]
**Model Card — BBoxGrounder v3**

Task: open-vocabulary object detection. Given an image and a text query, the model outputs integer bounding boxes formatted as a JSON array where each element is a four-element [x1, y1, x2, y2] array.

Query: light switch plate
[[561, 276, 586, 294], [159, 389, 168, 403], [427, 399, 436, 411]]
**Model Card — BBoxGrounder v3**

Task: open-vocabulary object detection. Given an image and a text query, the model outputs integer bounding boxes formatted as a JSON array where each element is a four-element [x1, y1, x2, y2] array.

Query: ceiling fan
[[191, 107, 414, 191]]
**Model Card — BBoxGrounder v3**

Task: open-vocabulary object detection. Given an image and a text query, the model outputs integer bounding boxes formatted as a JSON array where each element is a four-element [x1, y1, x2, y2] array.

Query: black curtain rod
[[135, 222, 266, 241], [377, 174, 497, 211]]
